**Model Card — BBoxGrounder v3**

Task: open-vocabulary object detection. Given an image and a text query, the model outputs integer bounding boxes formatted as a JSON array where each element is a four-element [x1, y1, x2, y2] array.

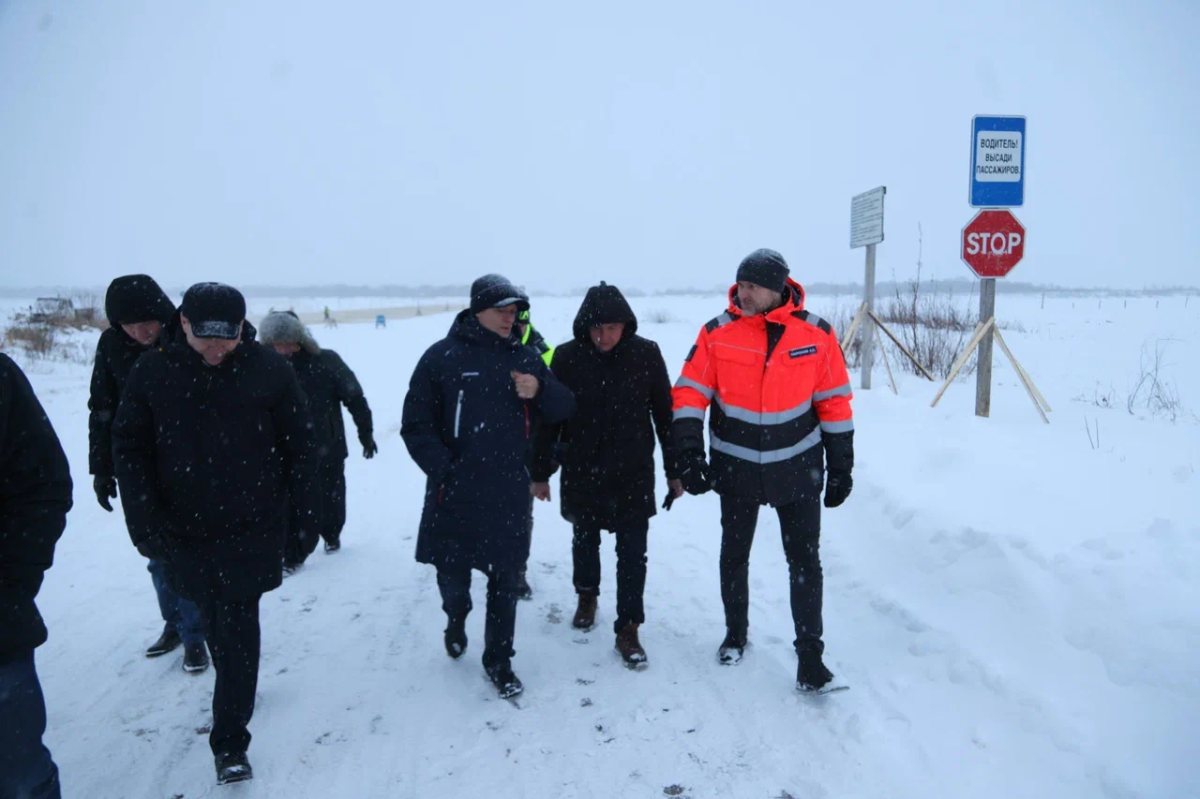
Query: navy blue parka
[[401, 310, 575, 573]]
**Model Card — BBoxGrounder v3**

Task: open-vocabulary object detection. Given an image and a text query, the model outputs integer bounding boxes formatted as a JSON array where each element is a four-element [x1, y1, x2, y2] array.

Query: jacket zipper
[[454, 390, 464, 438]]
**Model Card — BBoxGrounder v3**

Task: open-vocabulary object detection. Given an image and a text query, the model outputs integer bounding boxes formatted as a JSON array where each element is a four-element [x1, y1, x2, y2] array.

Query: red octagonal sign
[[961, 209, 1026, 279]]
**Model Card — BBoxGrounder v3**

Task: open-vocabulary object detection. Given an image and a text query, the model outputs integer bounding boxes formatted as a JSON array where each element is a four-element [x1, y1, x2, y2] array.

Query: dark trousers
[[518, 494, 534, 583], [0, 650, 61, 799], [719, 494, 824, 653], [284, 457, 343, 564], [572, 521, 649, 633], [147, 558, 204, 645], [197, 596, 262, 756], [318, 457, 346, 545], [436, 566, 519, 668]]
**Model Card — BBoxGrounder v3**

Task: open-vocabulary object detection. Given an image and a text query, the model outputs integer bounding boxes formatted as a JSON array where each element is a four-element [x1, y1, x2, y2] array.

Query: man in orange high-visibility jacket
[[672, 248, 854, 693]]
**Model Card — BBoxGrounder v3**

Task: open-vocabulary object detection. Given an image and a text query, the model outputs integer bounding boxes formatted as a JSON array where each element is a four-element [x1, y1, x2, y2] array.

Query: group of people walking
[[0, 247, 855, 794]]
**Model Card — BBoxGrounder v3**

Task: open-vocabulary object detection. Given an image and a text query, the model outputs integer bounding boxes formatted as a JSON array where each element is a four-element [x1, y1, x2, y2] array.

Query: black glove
[[823, 469, 853, 508], [136, 535, 169, 562], [94, 475, 117, 512], [362, 437, 378, 459], [680, 456, 712, 496]]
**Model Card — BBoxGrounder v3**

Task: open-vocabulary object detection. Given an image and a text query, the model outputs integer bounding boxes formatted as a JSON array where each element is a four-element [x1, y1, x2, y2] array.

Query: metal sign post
[[849, 186, 885, 390]]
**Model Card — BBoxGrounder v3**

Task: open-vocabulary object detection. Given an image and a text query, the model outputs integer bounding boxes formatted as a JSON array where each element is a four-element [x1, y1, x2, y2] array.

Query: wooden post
[[867, 311, 935, 381], [993, 327, 1049, 424], [931, 318, 993, 408], [877, 338, 898, 395], [861, 244, 877, 390], [993, 327, 1052, 413], [840, 302, 867, 352], [975, 278, 996, 418]]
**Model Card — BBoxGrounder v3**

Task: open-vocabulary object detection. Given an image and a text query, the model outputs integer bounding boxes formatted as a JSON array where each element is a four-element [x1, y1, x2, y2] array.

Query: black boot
[[183, 641, 209, 674], [145, 625, 181, 658], [215, 751, 253, 785], [796, 646, 834, 691], [717, 630, 746, 665], [444, 618, 468, 660], [323, 537, 341, 554], [485, 661, 524, 699], [516, 570, 533, 601]]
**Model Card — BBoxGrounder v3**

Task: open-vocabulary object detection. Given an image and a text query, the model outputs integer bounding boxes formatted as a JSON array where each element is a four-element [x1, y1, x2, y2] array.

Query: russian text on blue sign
[[970, 115, 1025, 208]]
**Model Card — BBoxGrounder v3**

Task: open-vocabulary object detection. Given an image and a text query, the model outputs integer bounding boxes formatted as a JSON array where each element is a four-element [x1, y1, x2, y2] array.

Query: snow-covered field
[[6, 291, 1198, 798]]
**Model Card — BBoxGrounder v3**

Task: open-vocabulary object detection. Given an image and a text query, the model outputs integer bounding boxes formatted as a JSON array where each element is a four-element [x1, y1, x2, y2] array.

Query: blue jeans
[[0, 650, 61, 799], [147, 559, 204, 645]]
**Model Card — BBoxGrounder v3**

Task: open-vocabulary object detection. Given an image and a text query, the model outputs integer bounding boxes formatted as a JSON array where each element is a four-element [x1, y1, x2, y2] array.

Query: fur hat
[[258, 310, 321, 354]]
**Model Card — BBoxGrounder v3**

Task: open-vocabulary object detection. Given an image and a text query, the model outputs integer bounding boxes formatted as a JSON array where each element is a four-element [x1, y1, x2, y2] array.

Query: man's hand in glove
[[823, 469, 853, 508], [94, 476, 117, 512], [661, 478, 685, 510], [680, 456, 712, 496], [362, 437, 378, 459], [136, 535, 169, 562]]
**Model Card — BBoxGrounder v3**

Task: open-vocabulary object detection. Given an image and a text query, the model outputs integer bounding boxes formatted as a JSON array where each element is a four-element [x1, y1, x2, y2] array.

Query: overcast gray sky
[[1, 0, 1197, 292]]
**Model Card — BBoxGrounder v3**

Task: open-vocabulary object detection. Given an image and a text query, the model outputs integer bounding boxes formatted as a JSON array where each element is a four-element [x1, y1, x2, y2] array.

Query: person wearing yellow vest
[[514, 309, 555, 600], [517, 309, 555, 367]]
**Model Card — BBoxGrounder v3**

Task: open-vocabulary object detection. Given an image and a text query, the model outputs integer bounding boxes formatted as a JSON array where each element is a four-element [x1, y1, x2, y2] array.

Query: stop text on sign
[[965, 230, 1023, 256]]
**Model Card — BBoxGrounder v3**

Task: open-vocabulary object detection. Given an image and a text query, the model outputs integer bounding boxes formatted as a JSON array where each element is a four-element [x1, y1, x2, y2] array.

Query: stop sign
[[961, 209, 1026, 278]]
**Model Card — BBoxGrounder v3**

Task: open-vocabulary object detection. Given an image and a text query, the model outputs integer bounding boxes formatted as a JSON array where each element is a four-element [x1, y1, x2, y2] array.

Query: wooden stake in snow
[[931, 317, 994, 409], [867, 310, 934, 381], [992, 327, 1049, 424], [877, 338, 898, 395], [840, 302, 867, 353]]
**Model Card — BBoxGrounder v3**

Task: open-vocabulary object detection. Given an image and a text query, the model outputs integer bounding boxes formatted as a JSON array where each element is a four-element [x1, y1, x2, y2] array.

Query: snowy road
[[17, 293, 1198, 798]]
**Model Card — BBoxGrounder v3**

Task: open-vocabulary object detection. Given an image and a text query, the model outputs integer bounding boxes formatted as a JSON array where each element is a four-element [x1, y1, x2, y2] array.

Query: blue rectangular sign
[[970, 115, 1025, 207]]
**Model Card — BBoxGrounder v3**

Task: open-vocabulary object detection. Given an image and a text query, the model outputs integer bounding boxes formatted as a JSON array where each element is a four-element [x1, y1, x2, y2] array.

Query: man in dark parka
[[401, 274, 575, 699], [88, 274, 207, 669], [258, 310, 376, 567], [0, 354, 72, 799], [113, 283, 320, 785], [531, 282, 681, 667]]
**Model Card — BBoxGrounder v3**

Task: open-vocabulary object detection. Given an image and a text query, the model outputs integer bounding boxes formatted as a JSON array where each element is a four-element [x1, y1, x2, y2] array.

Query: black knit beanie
[[736, 249, 790, 294]]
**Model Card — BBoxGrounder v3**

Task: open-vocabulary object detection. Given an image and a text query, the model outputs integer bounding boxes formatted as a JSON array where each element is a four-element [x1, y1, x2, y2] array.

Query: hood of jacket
[[572, 282, 638, 343], [104, 275, 176, 343]]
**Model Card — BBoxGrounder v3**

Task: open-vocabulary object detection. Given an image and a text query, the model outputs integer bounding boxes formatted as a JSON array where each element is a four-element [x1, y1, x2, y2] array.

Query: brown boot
[[615, 622, 648, 669], [572, 594, 598, 630]]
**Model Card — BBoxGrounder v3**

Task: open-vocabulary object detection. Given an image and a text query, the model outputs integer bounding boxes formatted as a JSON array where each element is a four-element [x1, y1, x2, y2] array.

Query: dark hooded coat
[[257, 311, 373, 460], [88, 275, 177, 478], [531, 283, 678, 529], [112, 315, 321, 602], [0, 355, 73, 661], [401, 310, 575, 573], [287, 350, 372, 461]]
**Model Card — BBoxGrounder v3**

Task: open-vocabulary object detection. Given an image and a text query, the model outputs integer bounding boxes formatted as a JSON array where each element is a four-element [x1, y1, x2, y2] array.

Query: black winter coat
[[0, 354, 73, 661], [112, 317, 321, 602], [88, 276, 177, 478], [401, 311, 575, 573], [288, 349, 373, 461], [531, 284, 678, 529]]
